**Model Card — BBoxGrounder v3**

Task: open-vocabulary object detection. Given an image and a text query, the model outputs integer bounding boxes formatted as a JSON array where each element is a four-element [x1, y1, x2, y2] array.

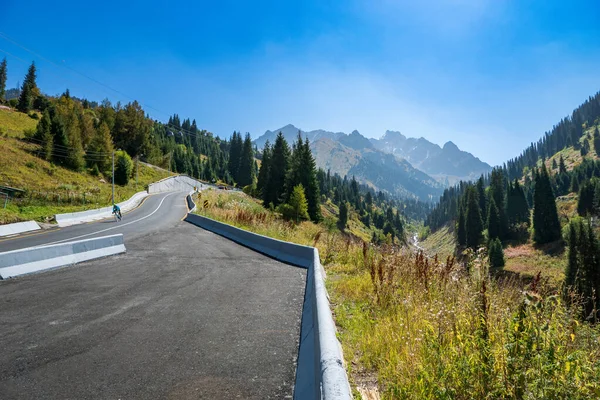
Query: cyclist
[[112, 203, 122, 221]]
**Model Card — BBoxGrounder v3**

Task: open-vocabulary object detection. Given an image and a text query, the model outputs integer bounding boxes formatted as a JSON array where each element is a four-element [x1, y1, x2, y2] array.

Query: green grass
[[419, 224, 456, 260], [0, 108, 171, 224], [0, 106, 39, 138], [196, 190, 600, 399]]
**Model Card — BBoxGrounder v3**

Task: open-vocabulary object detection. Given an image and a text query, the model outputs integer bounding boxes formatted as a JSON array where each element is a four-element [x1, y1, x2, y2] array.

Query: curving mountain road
[[0, 191, 188, 252], [0, 191, 306, 399]]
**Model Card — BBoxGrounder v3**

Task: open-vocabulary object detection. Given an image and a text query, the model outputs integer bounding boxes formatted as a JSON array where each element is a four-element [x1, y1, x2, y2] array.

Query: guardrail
[[0, 234, 125, 279], [184, 213, 352, 400], [55, 191, 148, 227]]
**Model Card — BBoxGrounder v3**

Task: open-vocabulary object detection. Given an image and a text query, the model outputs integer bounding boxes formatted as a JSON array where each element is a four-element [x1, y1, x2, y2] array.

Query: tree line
[[1, 60, 233, 187]]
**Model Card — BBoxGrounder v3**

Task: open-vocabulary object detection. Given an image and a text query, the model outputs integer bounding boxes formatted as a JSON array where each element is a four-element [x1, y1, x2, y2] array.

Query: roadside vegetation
[[196, 188, 600, 399]]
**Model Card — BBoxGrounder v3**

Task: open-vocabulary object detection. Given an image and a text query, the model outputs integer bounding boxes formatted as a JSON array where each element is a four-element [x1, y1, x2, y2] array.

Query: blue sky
[[1, 0, 599, 166]]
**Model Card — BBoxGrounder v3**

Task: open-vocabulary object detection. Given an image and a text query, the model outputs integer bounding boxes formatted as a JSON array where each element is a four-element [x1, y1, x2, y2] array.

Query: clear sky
[[1, 0, 599, 166]]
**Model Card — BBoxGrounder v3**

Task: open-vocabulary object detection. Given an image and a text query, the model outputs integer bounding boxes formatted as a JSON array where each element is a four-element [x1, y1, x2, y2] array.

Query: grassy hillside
[[195, 189, 600, 399], [0, 108, 171, 224]]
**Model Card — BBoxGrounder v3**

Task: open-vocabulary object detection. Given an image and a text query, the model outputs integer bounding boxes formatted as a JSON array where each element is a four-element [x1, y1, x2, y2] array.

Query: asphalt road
[[0, 191, 187, 252], [0, 191, 306, 399]]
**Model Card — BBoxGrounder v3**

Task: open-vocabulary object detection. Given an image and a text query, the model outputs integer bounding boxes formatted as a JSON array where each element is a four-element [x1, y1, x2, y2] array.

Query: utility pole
[[112, 150, 115, 205]]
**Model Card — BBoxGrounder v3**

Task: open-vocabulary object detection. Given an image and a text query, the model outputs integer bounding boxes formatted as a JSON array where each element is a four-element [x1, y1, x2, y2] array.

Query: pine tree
[[337, 201, 348, 231], [570, 174, 580, 193], [300, 138, 322, 222], [489, 168, 508, 239], [51, 115, 69, 165], [487, 196, 501, 241], [564, 221, 579, 296], [227, 131, 242, 183], [559, 155, 567, 174], [488, 238, 505, 269], [87, 122, 114, 174], [35, 109, 53, 161], [237, 133, 254, 187], [264, 132, 290, 207], [0, 58, 7, 103], [577, 182, 595, 216], [465, 186, 483, 249], [288, 184, 309, 222], [476, 176, 487, 223], [17, 62, 38, 113], [256, 141, 272, 199], [533, 165, 562, 245], [506, 179, 530, 226], [457, 206, 466, 247], [551, 158, 557, 170]]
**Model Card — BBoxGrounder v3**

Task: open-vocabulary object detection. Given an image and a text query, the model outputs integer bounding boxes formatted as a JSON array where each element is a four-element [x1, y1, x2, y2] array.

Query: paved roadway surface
[[0, 191, 306, 399]]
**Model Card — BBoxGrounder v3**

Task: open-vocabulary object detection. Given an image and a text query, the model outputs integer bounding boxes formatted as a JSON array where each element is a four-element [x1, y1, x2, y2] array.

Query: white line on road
[[45, 192, 178, 245]]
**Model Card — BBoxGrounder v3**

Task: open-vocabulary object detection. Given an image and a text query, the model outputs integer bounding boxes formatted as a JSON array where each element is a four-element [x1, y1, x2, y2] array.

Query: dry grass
[[196, 191, 600, 399]]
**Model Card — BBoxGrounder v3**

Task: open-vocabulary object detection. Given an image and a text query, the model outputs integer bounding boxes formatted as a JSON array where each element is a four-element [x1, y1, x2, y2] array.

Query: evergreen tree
[[577, 181, 596, 216], [488, 238, 505, 269], [35, 109, 53, 161], [506, 179, 530, 226], [594, 129, 600, 156], [256, 141, 272, 199], [570, 175, 580, 193], [476, 176, 487, 223], [300, 138, 322, 222], [457, 206, 466, 247], [51, 114, 68, 165], [559, 155, 567, 174], [465, 186, 483, 249], [264, 132, 290, 207], [287, 184, 309, 222], [228, 131, 243, 183], [87, 122, 114, 174], [489, 168, 508, 239], [17, 62, 38, 113], [487, 196, 501, 241], [0, 58, 6, 103], [564, 221, 579, 297], [551, 158, 557, 170], [337, 201, 348, 231], [533, 165, 562, 245], [237, 133, 255, 187]]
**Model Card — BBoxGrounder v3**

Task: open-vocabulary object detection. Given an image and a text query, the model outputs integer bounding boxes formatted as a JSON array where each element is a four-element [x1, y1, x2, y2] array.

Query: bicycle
[[113, 210, 122, 222]]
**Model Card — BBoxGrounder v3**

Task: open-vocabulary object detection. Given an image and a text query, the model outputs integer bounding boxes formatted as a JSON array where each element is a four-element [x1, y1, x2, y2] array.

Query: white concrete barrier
[[0, 234, 125, 279], [55, 191, 148, 227], [148, 175, 212, 194], [0, 221, 41, 237], [186, 191, 197, 213], [184, 213, 351, 400]]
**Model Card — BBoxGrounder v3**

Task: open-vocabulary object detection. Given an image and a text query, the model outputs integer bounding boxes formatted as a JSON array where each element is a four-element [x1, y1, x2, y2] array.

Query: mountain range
[[254, 124, 492, 201]]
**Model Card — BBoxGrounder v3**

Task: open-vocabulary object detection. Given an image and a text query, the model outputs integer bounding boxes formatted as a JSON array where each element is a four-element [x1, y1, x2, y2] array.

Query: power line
[[0, 31, 166, 118]]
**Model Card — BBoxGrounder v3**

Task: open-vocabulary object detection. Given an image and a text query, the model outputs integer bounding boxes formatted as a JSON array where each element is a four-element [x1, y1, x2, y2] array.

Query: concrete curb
[[0, 221, 41, 237], [0, 234, 126, 279], [55, 191, 148, 227], [184, 213, 352, 400]]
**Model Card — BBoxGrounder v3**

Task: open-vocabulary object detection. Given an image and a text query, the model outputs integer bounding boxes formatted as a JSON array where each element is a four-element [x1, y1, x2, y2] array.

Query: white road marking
[[45, 192, 178, 245]]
